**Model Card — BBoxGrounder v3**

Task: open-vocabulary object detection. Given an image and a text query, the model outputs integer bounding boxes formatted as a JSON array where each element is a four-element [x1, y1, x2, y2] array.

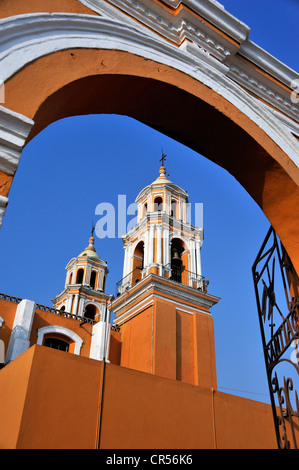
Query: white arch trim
[[37, 325, 83, 355], [0, 12, 298, 172], [132, 237, 146, 253], [170, 233, 190, 249]]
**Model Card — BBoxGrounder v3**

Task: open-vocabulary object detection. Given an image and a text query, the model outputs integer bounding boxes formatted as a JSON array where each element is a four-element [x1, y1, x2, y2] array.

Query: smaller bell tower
[[111, 163, 220, 388], [52, 235, 111, 321]]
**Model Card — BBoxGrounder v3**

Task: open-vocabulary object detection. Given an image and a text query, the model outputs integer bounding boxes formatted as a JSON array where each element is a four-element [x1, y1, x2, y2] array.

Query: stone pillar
[[90, 317, 111, 362], [66, 294, 73, 313], [72, 294, 79, 316], [78, 297, 85, 317], [5, 299, 36, 363], [196, 241, 202, 277], [148, 225, 155, 265]]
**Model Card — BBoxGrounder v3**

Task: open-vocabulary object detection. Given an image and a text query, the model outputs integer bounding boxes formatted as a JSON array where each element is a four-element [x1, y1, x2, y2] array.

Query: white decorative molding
[[0, 13, 224, 81], [112, 273, 219, 319], [80, 0, 249, 44], [0, 106, 34, 227], [37, 325, 83, 355], [228, 63, 299, 123], [77, 0, 299, 127], [0, 195, 8, 226], [90, 319, 111, 361]]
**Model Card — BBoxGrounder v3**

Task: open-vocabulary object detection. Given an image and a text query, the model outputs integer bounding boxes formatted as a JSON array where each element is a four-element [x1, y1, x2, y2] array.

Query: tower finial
[[160, 148, 166, 167], [91, 220, 95, 238], [85, 221, 96, 252]]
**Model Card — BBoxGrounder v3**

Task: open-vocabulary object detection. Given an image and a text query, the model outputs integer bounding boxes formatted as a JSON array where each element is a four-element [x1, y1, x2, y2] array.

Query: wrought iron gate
[[252, 226, 299, 448]]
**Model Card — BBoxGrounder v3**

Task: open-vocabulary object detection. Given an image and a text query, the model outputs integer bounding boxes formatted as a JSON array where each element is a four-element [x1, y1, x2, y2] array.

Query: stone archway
[[0, 3, 298, 271]]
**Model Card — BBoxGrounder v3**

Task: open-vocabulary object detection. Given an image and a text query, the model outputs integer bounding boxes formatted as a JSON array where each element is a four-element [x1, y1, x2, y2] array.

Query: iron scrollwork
[[252, 226, 299, 448]]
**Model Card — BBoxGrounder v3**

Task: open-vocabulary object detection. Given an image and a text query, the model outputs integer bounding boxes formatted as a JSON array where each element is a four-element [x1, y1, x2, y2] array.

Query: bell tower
[[111, 163, 220, 388], [120, 164, 205, 292], [52, 235, 111, 321]]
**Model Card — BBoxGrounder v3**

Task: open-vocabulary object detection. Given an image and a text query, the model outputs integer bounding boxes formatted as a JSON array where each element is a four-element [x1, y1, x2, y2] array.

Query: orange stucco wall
[[101, 361, 278, 449], [0, 345, 282, 449], [0, 346, 104, 449], [120, 305, 154, 374]]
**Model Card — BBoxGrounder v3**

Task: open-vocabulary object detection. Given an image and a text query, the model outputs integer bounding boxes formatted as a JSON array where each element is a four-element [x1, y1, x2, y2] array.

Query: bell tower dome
[[52, 235, 111, 321]]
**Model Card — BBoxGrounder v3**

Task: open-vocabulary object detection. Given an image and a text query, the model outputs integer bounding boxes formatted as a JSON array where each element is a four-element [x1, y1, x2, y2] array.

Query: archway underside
[[3, 48, 299, 271]]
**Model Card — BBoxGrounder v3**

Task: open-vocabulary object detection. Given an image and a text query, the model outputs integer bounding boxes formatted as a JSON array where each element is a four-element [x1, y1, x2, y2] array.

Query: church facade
[[0, 164, 290, 449]]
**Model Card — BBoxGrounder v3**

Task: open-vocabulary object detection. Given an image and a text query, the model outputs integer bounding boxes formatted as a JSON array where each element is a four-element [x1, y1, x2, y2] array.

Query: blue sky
[[0, 0, 298, 403]]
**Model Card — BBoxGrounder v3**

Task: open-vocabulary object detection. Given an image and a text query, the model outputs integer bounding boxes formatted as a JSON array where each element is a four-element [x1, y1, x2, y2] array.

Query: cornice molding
[[121, 211, 203, 244], [77, 0, 299, 133], [111, 273, 219, 316]]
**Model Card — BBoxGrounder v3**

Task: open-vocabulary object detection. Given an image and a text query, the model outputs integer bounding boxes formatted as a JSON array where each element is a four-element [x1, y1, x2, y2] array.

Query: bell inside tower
[[170, 238, 185, 283]]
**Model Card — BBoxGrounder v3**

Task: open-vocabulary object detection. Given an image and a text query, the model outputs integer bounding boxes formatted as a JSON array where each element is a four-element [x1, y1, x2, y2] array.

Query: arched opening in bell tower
[[171, 200, 177, 219], [90, 271, 97, 290], [76, 268, 84, 285], [170, 238, 188, 285], [132, 241, 144, 285], [84, 304, 98, 321], [154, 197, 163, 213]]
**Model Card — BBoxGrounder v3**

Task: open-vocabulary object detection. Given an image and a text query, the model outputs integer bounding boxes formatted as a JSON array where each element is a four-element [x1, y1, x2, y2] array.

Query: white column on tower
[[148, 224, 155, 265], [128, 242, 134, 274], [72, 294, 79, 316], [163, 228, 170, 267], [123, 244, 129, 278], [66, 294, 73, 313], [97, 270, 103, 291], [123, 242, 133, 278], [190, 239, 196, 274], [195, 240, 202, 277], [144, 228, 149, 269], [156, 225, 162, 266]]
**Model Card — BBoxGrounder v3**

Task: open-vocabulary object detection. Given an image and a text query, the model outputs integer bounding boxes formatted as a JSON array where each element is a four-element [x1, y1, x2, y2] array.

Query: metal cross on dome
[[91, 221, 95, 237], [160, 149, 166, 166]]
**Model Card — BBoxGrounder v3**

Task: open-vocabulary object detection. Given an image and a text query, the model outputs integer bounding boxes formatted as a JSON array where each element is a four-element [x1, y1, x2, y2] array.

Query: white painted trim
[[114, 297, 155, 324], [0, 106, 34, 227], [170, 233, 189, 250], [90, 320, 111, 361], [112, 273, 219, 318], [36, 325, 83, 355]]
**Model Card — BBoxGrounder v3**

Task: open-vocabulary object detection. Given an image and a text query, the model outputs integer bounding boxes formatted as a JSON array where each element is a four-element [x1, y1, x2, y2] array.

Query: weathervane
[[160, 149, 167, 166], [91, 221, 95, 237]]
